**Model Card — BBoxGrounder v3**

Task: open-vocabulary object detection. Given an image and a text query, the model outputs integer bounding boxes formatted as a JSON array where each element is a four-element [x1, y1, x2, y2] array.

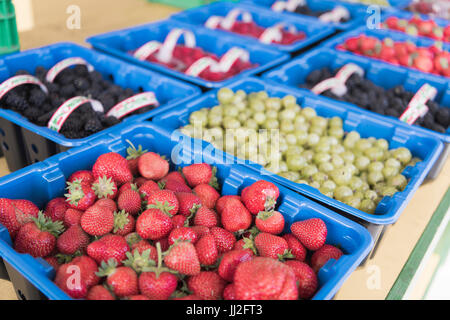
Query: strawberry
[[80, 205, 114, 236], [182, 163, 218, 188], [123, 246, 157, 273], [284, 260, 318, 299], [146, 190, 179, 216], [291, 218, 327, 251], [124, 232, 142, 247], [194, 206, 219, 228], [171, 214, 187, 228], [241, 180, 279, 214], [63, 208, 83, 228], [113, 210, 135, 236], [54, 255, 99, 299], [162, 179, 192, 193], [86, 285, 115, 300], [385, 16, 399, 29], [155, 237, 170, 252], [65, 180, 96, 211], [215, 195, 240, 215], [138, 152, 169, 180], [87, 234, 129, 265], [168, 226, 198, 245], [343, 37, 359, 52], [310, 244, 343, 273], [92, 152, 133, 186], [223, 283, 237, 300], [125, 140, 148, 177], [195, 234, 218, 266], [191, 225, 211, 239], [282, 234, 307, 262], [91, 176, 118, 200], [160, 171, 186, 185], [68, 170, 94, 186], [136, 208, 173, 240], [175, 192, 201, 216], [0, 198, 34, 239], [193, 184, 220, 209], [12, 199, 39, 222], [221, 197, 251, 232], [254, 232, 292, 261], [255, 210, 285, 235], [44, 197, 68, 222], [130, 241, 157, 261], [44, 256, 60, 271], [139, 271, 178, 300], [164, 241, 200, 276], [138, 180, 160, 200], [210, 227, 236, 254], [218, 249, 253, 282], [94, 198, 117, 213], [119, 182, 138, 195], [56, 224, 89, 255], [128, 295, 149, 300], [14, 211, 64, 257], [234, 257, 298, 300], [117, 189, 141, 216], [96, 259, 139, 297], [187, 271, 226, 300]]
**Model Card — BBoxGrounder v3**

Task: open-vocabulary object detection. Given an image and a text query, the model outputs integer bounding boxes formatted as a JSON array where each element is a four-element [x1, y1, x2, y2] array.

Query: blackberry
[[36, 110, 55, 126], [73, 65, 89, 77], [23, 107, 41, 121], [34, 66, 48, 81], [60, 84, 76, 98], [84, 118, 103, 133], [98, 93, 116, 112], [29, 88, 47, 106], [45, 82, 60, 94], [436, 108, 449, 127], [103, 116, 120, 127], [5, 92, 29, 111], [73, 77, 90, 91], [89, 70, 103, 83]]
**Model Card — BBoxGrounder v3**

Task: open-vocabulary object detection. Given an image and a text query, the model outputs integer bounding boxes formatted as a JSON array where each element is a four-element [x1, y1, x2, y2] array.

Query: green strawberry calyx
[[96, 258, 119, 278], [92, 176, 116, 199], [141, 242, 178, 279], [277, 249, 295, 262], [125, 139, 148, 160], [147, 200, 175, 217], [123, 248, 156, 274], [113, 210, 130, 233], [32, 211, 65, 237], [64, 180, 85, 206], [209, 166, 220, 191]]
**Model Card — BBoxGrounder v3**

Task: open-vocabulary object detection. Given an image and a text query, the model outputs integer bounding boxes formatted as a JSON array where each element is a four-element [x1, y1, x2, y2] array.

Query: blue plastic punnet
[[86, 19, 289, 89], [0, 122, 373, 300], [0, 42, 201, 172], [152, 77, 444, 226], [169, 1, 336, 53], [243, 0, 369, 31]]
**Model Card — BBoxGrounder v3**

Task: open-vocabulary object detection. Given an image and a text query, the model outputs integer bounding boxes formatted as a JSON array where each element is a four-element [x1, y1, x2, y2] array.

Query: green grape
[[331, 167, 352, 185], [257, 91, 269, 100], [328, 116, 343, 128], [334, 185, 353, 201], [322, 180, 337, 190], [330, 154, 344, 168], [279, 109, 296, 121], [392, 147, 412, 165], [348, 176, 363, 191], [303, 150, 315, 162], [311, 116, 328, 128], [253, 112, 266, 125], [301, 165, 319, 179], [210, 105, 223, 114], [189, 110, 208, 126], [343, 196, 361, 209], [294, 114, 306, 128], [343, 131, 360, 149], [382, 166, 398, 179], [387, 174, 407, 190], [208, 114, 223, 127], [381, 186, 397, 197], [364, 147, 384, 161], [224, 105, 239, 118], [286, 145, 304, 157], [245, 119, 259, 130], [263, 118, 279, 130], [279, 171, 300, 182], [360, 199, 376, 214], [374, 182, 387, 195], [328, 127, 345, 139], [407, 157, 421, 167], [309, 181, 321, 189], [341, 151, 355, 164], [280, 120, 295, 133], [375, 138, 389, 151], [368, 171, 384, 185], [234, 89, 246, 101], [249, 98, 265, 113], [319, 187, 334, 198], [309, 125, 325, 136], [236, 112, 249, 124], [265, 97, 282, 111], [319, 162, 335, 174], [295, 130, 308, 146], [354, 190, 364, 200], [331, 144, 345, 155], [355, 155, 371, 171], [234, 100, 247, 111], [278, 161, 288, 172], [223, 117, 241, 129], [266, 109, 278, 120], [287, 155, 307, 171], [179, 125, 194, 137], [312, 172, 328, 185], [360, 182, 370, 192], [313, 152, 331, 165], [364, 190, 378, 201], [301, 107, 317, 120], [345, 164, 359, 175], [306, 133, 320, 147], [368, 161, 384, 173], [217, 88, 234, 104], [314, 141, 331, 153], [285, 133, 297, 146], [282, 95, 297, 108], [354, 139, 372, 152], [385, 158, 401, 169]]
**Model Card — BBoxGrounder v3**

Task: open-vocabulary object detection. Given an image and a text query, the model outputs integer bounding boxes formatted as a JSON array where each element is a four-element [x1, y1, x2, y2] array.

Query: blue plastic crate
[[86, 19, 289, 89], [336, 0, 411, 9], [0, 42, 201, 172], [169, 1, 336, 53], [243, 0, 369, 31], [152, 77, 443, 227], [380, 10, 450, 43], [262, 47, 450, 178], [0, 122, 373, 300]]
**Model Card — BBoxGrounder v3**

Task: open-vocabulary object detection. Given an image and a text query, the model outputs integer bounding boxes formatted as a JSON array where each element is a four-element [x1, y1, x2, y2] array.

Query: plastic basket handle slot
[[47, 96, 104, 133], [156, 29, 196, 64], [259, 23, 297, 44], [0, 75, 48, 101], [45, 57, 94, 83], [106, 92, 159, 119]]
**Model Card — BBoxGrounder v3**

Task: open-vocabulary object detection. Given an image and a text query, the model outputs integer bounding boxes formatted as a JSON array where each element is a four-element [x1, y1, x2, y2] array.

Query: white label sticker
[[106, 92, 159, 119], [157, 29, 196, 64], [311, 77, 342, 95], [205, 16, 223, 29], [220, 9, 253, 30], [185, 57, 218, 77], [271, 1, 287, 12], [45, 57, 94, 83], [335, 63, 365, 84], [213, 47, 249, 73], [48, 96, 103, 132], [399, 83, 437, 125], [319, 6, 350, 23], [0, 75, 48, 100], [133, 41, 162, 61], [286, 0, 305, 12]]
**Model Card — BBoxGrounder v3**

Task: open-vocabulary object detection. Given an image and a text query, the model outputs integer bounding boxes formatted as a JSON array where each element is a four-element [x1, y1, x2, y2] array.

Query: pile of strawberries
[[0, 143, 343, 300], [133, 45, 256, 82], [337, 34, 450, 77], [216, 21, 306, 45], [383, 16, 450, 43]]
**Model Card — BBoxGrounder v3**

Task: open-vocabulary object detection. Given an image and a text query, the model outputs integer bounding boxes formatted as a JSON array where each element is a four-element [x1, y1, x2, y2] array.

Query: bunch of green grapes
[[179, 88, 421, 214]]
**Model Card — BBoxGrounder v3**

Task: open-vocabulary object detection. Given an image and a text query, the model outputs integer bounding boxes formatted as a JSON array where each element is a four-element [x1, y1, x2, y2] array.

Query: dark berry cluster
[[293, 5, 350, 23], [0, 65, 156, 139]]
